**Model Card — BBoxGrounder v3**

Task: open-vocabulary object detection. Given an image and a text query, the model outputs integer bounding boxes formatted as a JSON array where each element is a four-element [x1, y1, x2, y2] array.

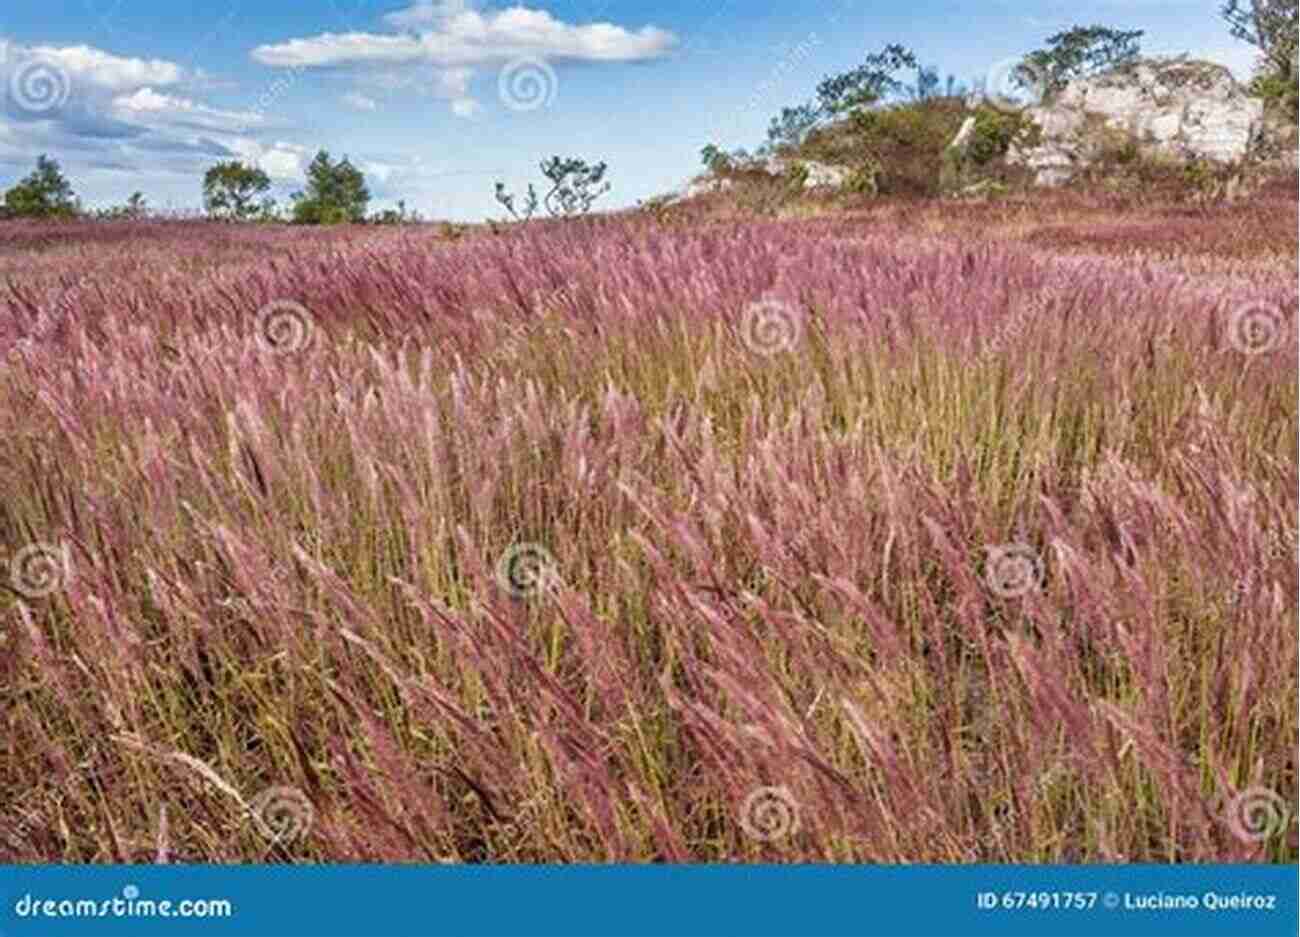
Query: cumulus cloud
[[251, 9, 676, 68], [251, 3, 675, 115], [19, 44, 185, 91], [111, 87, 267, 133]]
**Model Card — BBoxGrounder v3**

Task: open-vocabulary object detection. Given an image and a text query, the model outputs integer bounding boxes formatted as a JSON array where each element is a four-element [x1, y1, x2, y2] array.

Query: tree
[[765, 103, 824, 149], [1018, 25, 1145, 98], [494, 156, 610, 222], [203, 161, 271, 221], [291, 150, 371, 224], [1222, 0, 1298, 81], [816, 44, 919, 117], [2, 155, 79, 219]]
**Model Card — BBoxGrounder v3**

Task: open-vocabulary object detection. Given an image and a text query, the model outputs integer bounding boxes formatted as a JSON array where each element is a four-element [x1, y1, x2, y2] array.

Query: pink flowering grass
[[0, 199, 1295, 863]]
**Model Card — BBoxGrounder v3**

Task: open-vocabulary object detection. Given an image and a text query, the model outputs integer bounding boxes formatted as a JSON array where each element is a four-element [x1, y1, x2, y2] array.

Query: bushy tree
[[1018, 25, 1145, 98], [2, 155, 79, 219], [816, 44, 919, 117], [1222, 0, 1298, 80], [291, 150, 370, 224], [202, 161, 271, 221], [765, 103, 824, 149]]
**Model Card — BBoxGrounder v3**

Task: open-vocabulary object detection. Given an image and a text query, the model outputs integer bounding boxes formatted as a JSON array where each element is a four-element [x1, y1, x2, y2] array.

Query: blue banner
[[1, 864, 1296, 937]]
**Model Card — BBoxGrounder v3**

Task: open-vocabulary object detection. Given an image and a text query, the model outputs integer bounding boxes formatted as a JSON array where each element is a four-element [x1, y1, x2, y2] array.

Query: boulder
[[764, 158, 850, 189], [1008, 57, 1266, 185]]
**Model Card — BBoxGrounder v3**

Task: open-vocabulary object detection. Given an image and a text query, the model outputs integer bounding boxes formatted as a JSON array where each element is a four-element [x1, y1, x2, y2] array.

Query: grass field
[[1, 178, 1296, 863]]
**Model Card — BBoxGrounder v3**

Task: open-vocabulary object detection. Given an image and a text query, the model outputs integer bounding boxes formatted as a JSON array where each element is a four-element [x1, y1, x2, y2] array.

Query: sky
[[0, 1, 1266, 220]]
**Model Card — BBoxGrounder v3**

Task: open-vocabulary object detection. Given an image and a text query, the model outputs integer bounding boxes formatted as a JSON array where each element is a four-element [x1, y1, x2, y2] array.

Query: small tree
[[203, 161, 271, 221], [1019, 25, 1145, 98], [291, 150, 370, 224], [1222, 0, 1298, 81], [816, 44, 919, 117], [494, 156, 610, 222], [2, 155, 79, 219]]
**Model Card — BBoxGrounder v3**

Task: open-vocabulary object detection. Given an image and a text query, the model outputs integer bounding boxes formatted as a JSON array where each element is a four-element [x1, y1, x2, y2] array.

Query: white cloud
[[25, 43, 185, 91], [111, 87, 266, 131], [341, 91, 379, 111], [384, 0, 478, 32], [224, 138, 309, 180], [250, 6, 677, 68], [451, 97, 479, 117]]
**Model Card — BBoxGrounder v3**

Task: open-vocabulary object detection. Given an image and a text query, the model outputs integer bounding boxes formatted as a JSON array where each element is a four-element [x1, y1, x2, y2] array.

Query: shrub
[[291, 151, 370, 225], [2, 155, 79, 219]]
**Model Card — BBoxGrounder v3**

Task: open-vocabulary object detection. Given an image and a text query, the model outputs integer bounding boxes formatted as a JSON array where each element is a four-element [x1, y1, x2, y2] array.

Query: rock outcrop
[[1009, 57, 1267, 185]]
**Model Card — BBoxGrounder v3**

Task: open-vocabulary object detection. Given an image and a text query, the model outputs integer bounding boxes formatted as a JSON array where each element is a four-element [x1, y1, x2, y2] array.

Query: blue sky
[[0, 1, 1264, 220]]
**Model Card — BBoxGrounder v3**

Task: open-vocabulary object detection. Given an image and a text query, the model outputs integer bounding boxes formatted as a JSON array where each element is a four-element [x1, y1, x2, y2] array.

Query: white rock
[[1009, 57, 1265, 185]]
